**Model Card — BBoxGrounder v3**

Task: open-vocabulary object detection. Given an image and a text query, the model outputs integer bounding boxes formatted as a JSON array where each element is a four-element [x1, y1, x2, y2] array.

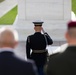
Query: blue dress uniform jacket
[[26, 32, 53, 68], [0, 51, 38, 75]]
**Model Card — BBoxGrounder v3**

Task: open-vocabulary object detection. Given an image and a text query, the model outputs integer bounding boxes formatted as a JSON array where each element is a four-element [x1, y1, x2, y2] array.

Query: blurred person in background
[[46, 21, 76, 75], [0, 27, 38, 75]]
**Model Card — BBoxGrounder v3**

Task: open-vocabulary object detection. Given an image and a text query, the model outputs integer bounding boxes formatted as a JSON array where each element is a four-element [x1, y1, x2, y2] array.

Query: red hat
[[68, 21, 76, 29]]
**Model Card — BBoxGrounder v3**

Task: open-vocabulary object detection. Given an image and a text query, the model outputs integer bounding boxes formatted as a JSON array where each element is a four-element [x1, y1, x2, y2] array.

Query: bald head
[[0, 28, 18, 48]]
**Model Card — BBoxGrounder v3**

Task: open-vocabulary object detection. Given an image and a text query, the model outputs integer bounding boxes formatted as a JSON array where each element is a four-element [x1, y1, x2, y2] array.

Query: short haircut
[[0, 27, 18, 41]]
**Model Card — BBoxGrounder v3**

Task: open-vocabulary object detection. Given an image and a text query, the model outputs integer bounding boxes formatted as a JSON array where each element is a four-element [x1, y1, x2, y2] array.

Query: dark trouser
[[31, 52, 47, 75], [38, 66, 45, 75]]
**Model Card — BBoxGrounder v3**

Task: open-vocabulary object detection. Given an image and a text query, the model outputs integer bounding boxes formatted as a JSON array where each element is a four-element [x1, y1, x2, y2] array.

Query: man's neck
[[68, 43, 76, 46], [36, 31, 41, 32], [1, 45, 14, 48]]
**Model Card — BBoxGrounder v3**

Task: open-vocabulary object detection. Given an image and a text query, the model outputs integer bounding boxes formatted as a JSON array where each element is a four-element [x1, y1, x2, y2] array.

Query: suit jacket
[[47, 46, 76, 75], [0, 51, 38, 75]]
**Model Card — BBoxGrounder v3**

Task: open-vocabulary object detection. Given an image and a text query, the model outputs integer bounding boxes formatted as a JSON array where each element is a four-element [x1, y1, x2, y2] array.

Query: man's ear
[[34, 27, 35, 30], [65, 31, 70, 42], [14, 41, 18, 48], [41, 27, 43, 30]]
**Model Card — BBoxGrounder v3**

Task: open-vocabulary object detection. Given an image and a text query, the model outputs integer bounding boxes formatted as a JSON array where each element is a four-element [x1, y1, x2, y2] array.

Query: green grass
[[72, 0, 76, 15], [0, 5, 17, 25], [0, 0, 5, 3]]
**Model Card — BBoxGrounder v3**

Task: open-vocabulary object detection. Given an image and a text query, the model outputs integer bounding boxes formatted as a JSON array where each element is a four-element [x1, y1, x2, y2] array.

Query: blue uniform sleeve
[[44, 32, 53, 45], [26, 36, 31, 59]]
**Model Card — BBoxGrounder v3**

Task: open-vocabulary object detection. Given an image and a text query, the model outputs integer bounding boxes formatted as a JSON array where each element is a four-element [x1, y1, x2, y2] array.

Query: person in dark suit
[[0, 28, 38, 75], [46, 21, 76, 75], [26, 21, 53, 75]]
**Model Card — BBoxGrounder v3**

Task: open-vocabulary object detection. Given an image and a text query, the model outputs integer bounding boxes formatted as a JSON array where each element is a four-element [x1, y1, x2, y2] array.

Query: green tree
[[72, 0, 76, 14]]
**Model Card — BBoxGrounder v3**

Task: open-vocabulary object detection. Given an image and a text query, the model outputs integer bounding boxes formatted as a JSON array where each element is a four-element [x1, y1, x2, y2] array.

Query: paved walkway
[[0, 0, 17, 18]]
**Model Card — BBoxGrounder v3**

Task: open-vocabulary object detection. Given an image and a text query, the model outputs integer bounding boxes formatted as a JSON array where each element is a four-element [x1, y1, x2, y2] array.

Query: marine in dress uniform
[[26, 21, 53, 75]]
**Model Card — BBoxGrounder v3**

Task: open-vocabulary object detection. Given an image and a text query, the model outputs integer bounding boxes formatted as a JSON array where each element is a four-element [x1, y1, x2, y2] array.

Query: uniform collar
[[35, 32, 41, 34]]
